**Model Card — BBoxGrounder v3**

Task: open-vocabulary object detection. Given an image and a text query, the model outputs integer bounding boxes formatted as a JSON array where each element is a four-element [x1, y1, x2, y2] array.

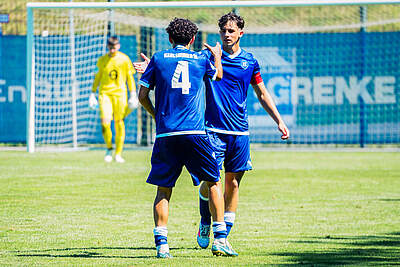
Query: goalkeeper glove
[[128, 95, 139, 110], [89, 92, 98, 110]]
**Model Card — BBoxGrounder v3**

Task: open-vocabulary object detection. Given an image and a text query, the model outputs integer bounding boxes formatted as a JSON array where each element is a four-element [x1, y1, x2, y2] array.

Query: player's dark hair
[[107, 36, 120, 46], [166, 18, 198, 45], [218, 12, 245, 30]]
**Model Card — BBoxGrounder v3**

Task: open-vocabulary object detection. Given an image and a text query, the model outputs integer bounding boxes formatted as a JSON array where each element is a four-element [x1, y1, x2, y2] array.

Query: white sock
[[224, 212, 236, 224], [212, 221, 227, 244], [153, 226, 168, 237]]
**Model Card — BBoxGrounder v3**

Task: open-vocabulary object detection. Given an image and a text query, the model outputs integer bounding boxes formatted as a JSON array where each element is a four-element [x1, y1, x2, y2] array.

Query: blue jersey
[[203, 48, 261, 135], [140, 45, 217, 138]]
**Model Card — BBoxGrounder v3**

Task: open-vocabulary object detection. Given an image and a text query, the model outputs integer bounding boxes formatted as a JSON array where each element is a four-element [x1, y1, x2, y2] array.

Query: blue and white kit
[[202, 48, 262, 172], [140, 45, 220, 186]]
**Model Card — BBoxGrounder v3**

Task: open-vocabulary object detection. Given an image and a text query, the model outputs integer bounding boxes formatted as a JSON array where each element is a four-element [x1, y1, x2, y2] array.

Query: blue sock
[[226, 222, 233, 236], [199, 191, 211, 225], [153, 226, 168, 247], [212, 222, 227, 240], [224, 212, 236, 236]]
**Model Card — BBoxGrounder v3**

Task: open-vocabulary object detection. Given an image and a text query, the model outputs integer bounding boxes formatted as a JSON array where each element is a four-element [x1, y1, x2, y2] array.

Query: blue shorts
[[207, 131, 252, 173], [147, 134, 220, 187]]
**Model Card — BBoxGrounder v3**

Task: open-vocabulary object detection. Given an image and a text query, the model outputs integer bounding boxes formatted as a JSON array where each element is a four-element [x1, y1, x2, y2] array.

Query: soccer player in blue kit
[[138, 18, 237, 258], [196, 12, 290, 253]]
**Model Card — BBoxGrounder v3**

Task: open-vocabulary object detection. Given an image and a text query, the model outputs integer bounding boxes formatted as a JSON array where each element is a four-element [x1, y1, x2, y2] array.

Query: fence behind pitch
[[26, 1, 400, 151]]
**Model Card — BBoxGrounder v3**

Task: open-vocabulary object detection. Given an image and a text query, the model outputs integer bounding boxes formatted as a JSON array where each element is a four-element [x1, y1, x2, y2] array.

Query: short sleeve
[[253, 58, 261, 76], [205, 57, 218, 81], [250, 58, 263, 85], [139, 56, 156, 90]]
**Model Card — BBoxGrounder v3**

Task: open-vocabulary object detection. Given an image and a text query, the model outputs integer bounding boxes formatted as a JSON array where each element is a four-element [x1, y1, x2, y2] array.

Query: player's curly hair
[[166, 17, 198, 45], [218, 12, 245, 30]]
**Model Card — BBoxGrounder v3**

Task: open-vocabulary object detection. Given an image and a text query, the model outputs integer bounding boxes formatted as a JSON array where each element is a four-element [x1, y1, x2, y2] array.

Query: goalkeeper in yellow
[[90, 36, 138, 163]]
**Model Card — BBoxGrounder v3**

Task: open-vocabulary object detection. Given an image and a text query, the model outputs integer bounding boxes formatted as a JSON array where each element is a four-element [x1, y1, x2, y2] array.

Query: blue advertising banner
[[1, 32, 399, 144]]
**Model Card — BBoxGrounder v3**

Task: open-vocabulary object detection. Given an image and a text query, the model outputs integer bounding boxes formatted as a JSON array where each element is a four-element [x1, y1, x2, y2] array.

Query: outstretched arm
[[133, 53, 151, 74], [138, 85, 155, 119], [204, 42, 223, 81], [252, 82, 290, 140]]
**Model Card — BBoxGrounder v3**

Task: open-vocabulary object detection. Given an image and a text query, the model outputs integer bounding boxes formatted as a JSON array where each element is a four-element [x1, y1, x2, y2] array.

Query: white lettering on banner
[[291, 77, 312, 105], [335, 76, 373, 104], [267, 76, 290, 105], [313, 76, 334, 104], [290, 76, 396, 105], [359, 76, 374, 104], [0, 79, 27, 103], [375, 76, 396, 104], [9, 86, 26, 103], [0, 79, 6, 102], [35, 79, 51, 102], [0, 76, 396, 105], [36, 78, 71, 102], [336, 76, 357, 104]]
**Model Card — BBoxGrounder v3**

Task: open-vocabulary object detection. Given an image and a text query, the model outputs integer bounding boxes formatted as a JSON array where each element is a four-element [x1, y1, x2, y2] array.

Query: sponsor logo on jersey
[[109, 69, 118, 80]]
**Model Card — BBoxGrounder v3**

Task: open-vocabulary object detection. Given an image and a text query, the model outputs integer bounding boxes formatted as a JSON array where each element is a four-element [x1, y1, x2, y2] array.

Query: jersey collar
[[223, 47, 242, 59], [175, 45, 188, 50]]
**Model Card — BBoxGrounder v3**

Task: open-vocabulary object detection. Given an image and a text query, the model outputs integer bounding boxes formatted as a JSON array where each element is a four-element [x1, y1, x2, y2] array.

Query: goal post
[[26, 0, 400, 152]]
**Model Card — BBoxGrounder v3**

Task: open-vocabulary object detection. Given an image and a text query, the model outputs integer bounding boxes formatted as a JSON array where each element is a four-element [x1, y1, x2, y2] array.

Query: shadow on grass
[[379, 198, 400, 202], [15, 246, 200, 259], [272, 233, 400, 265]]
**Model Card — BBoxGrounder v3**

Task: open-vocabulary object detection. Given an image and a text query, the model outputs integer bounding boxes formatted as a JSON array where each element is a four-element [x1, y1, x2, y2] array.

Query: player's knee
[[114, 120, 124, 129], [226, 177, 239, 190], [199, 181, 209, 197], [101, 122, 111, 132], [205, 180, 223, 196]]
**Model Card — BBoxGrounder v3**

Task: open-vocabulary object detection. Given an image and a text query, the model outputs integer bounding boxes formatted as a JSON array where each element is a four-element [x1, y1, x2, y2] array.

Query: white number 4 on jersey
[[171, 61, 191, 94]]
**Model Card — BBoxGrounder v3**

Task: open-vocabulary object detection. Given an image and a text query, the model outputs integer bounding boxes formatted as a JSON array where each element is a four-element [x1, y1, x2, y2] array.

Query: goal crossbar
[[27, 0, 400, 9]]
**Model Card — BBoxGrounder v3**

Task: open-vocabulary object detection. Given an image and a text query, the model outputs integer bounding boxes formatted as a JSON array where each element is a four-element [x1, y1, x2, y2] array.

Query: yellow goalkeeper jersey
[[92, 51, 136, 96]]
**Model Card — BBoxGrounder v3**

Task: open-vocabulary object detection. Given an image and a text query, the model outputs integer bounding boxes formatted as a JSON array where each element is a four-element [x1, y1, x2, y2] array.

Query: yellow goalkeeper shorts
[[99, 93, 127, 121]]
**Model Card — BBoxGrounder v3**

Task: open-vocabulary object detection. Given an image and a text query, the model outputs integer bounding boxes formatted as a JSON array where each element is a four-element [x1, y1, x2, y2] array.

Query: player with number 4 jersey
[[138, 17, 237, 258], [139, 46, 217, 137]]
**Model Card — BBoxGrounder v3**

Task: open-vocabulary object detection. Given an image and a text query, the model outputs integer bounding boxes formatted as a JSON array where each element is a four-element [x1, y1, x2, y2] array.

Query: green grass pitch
[[1, 150, 399, 266]]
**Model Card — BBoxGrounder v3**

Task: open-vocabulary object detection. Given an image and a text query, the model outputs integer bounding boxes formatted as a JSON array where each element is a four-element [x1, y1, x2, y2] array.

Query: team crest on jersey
[[241, 60, 249, 70]]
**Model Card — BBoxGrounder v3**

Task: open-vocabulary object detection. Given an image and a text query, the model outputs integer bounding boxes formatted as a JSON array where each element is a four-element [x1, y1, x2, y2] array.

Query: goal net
[[27, 1, 400, 152]]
